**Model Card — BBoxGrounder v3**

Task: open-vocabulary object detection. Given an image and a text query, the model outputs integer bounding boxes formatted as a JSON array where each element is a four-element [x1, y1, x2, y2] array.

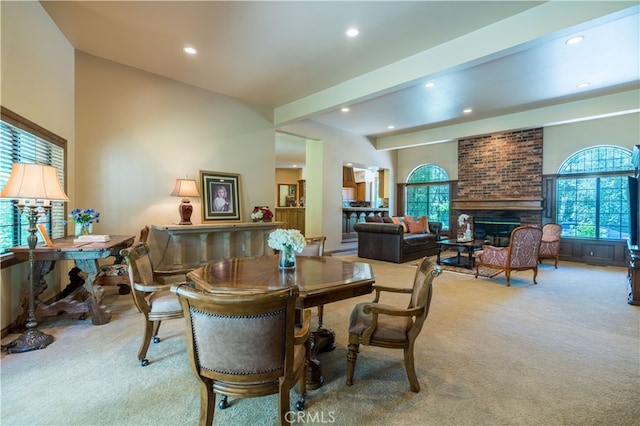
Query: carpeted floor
[[1, 256, 638, 426]]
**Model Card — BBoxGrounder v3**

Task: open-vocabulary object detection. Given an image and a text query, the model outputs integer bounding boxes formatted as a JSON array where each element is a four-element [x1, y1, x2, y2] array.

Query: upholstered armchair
[[538, 223, 562, 268], [172, 284, 311, 426], [475, 226, 543, 286], [346, 256, 441, 393], [120, 242, 193, 366]]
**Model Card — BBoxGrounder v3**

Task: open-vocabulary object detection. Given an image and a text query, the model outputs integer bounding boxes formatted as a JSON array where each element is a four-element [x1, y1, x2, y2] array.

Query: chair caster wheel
[[141, 359, 149, 366], [218, 396, 229, 409], [295, 399, 305, 411], [153, 337, 160, 343]]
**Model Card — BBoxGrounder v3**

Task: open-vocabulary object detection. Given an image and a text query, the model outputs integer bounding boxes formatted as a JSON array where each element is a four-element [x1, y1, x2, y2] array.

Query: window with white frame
[[0, 108, 67, 255], [405, 164, 450, 229], [556, 145, 633, 240]]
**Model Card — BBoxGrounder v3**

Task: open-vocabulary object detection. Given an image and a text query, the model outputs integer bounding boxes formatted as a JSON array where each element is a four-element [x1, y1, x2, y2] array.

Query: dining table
[[186, 254, 375, 389]]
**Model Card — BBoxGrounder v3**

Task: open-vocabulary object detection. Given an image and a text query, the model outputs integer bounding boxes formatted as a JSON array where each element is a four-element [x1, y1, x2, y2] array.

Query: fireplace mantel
[[451, 198, 543, 211]]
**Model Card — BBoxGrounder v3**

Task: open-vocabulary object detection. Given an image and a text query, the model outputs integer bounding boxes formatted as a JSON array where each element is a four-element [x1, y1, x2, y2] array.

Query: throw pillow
[[382, 216, 394, 223], [407, 218, 426, 234], [365, 215, 382, 223], [391, 216, 409, 232]]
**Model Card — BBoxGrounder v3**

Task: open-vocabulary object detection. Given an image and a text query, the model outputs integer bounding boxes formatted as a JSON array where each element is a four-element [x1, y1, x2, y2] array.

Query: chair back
[[507, 226, 543, 269], [408, 257, 440, 338], [299, 236, 326, 256], [541, 223, 562, 242], [120, 242, 158, 313], [173, 285, 300, 384]]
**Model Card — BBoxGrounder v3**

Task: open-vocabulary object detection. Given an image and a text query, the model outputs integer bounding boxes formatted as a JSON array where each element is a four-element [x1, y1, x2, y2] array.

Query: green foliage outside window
[[406, 164, 450, 229]]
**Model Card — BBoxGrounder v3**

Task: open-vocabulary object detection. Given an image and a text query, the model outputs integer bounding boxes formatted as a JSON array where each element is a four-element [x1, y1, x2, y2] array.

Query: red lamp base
[[178, 199, 193, 225]]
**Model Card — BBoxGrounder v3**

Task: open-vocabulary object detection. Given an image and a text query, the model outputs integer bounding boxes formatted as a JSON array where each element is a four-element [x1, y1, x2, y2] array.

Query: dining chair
[[346, 256, 441, 393], [538, 223, 562, 268], [474, 225, 543, 286], [172, 284, 311, 426], [95, 226, 150, 294], [298, 236, 327, 329], [120, 241, 192, 366]]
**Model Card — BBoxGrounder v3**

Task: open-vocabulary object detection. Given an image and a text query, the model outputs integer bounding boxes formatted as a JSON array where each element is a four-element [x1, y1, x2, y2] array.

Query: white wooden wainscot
[[150, 222, 284, 270]]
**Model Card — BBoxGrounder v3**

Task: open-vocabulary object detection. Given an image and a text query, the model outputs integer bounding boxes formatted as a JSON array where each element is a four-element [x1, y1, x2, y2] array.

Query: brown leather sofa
[[354, 221, 442, 263]]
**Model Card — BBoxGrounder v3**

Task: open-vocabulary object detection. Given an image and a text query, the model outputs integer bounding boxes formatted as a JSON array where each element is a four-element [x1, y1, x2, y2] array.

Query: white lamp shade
[[0, 163, 69, 201], [171, 179, 200, 198]]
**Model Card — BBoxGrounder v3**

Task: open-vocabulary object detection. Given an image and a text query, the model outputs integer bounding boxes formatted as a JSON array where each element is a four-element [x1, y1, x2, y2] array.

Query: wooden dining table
[[186, 254, 375, 389]]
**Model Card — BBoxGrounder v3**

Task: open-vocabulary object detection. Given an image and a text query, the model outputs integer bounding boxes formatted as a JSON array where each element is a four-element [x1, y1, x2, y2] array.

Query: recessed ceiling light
[[387, 125, 395, 130], [345, 28, 359, 37], [577, 82, 590, 89], [463, 108, 473, 114], [346, 163, 353, 166], [566, 36, 584, 45], [183, 46, 198, 55], [424, 82, 435, 88], [341, 107, 350, 112]]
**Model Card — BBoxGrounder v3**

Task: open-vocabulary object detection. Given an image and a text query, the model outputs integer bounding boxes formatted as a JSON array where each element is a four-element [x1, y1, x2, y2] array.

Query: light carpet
[[1, 256, 638, 426]]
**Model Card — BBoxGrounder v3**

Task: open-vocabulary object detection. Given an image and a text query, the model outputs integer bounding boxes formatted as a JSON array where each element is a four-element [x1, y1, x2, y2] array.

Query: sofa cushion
[[391, 216, 408, 232], [365, 215, 382, 223], [382, 216, 394, 223], [406, 218, 425, 234]]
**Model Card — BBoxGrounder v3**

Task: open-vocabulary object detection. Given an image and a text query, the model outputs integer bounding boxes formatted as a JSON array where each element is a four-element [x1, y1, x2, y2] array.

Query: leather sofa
[[354, 221, 442, 263]]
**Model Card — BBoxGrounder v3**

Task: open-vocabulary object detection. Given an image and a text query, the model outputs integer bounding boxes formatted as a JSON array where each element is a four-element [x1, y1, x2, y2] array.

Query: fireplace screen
[[473, 217, 520, 247]]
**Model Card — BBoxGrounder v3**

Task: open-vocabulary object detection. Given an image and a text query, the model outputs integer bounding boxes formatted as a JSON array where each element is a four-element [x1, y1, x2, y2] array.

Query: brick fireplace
[[452, 128, 543, 242]]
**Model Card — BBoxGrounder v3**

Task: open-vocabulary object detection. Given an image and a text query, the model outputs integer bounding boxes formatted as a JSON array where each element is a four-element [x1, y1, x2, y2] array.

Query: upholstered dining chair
[[346, 256, 441, 393], [120, 242, 192, 366], [298, 236, 327, 329], [172, 284, 311, 426], [95, 226, 150, 294], [538, 223, 562, 268], [475, 225, 543, 286]]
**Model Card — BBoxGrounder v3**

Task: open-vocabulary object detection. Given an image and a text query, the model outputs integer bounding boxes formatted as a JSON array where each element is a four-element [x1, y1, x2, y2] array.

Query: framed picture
[[36, 224, 53, 247], [199, 170, 242, 222]]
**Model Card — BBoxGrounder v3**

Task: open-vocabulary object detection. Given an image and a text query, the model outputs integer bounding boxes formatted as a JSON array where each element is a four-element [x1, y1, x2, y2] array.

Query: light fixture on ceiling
[[463, 108, 473, 114], [345, 28, 359, 37], [183, 46, 198, 55], [566, 36, 584, 45], [0, 163, 69, 353], [387, 125, 395, 130], [424, 82, 435, 88], [171, 178, 200, 225], [577, 82, 591, 89], [341, 107, 350, 112]]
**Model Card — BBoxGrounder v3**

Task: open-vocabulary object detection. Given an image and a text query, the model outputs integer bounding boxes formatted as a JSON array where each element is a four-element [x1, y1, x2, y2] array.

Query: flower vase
[[75, 223, 93, 237], [278, 245, 296, 270]]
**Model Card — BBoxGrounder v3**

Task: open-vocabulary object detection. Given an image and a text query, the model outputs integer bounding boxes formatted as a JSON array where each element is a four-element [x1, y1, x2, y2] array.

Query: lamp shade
[[171, 179, 200, 198], [0, 163, 69, 201]]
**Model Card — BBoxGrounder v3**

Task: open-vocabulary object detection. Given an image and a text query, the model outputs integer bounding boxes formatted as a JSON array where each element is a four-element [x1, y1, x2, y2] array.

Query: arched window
[[406, 164, 450, 228], [556, 145, 633, 239]]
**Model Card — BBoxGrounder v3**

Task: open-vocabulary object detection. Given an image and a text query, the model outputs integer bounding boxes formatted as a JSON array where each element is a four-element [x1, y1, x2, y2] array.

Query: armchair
[[120, 242, 193, 366], [538, 223, 562, 268], [346, 256, 441, 392], [475, 225, 543, 286], [172, 284, 311, 426]]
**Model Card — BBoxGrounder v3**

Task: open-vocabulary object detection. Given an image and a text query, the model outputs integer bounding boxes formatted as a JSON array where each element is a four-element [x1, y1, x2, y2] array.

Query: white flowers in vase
[[268, 228, 306, 252]]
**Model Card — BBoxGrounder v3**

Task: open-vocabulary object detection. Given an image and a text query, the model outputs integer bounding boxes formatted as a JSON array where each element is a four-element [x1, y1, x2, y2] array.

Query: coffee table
[[436, 239, 487, 269]]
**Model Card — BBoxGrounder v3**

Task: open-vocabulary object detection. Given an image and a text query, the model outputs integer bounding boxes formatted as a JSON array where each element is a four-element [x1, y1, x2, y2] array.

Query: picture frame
[[36, 224, 53, 247], [199, 170, 242, 222]]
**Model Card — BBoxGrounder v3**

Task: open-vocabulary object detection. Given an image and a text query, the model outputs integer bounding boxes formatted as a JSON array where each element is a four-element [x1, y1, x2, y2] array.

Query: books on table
[[73, 235, 111, 244]]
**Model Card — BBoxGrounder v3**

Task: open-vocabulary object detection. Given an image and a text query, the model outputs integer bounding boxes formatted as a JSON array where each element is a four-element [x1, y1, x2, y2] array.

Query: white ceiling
[[40, 1, 640, 167]]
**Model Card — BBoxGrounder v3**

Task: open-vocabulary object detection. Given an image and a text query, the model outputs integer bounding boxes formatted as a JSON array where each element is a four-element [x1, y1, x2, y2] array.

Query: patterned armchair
[[538, 223, 562, 268], [475, 226, 543, 286]]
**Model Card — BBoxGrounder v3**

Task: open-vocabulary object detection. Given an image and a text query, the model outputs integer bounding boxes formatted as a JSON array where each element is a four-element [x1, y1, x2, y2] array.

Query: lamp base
[[4, 328, 54, 354], [178, 199, 193, 225]]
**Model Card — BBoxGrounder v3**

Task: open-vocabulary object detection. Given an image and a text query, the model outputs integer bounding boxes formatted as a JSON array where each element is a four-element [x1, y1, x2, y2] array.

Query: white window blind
[[0, 109, 67, 254]]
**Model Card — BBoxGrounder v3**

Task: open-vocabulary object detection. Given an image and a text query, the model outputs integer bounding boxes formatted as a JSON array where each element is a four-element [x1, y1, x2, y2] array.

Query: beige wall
[[397, 113, 640, 182], [1, 2, 75, 328]]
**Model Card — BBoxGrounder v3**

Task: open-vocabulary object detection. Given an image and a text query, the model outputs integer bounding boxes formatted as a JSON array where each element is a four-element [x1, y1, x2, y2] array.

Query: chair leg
[[554, 255, 558, 269], [532, 267, 538, 284], [152, 320, 162, 343], [198, 378, 215, 426], [138, 319, 154, 366], [505, 270, 511, 286], [403, 343, 420, 393], [278, 380, 291, 426], [346, 341, 359, 386]]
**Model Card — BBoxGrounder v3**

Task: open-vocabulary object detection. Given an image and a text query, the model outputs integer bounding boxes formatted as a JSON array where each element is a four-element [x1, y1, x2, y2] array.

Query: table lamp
[[171, 178, 200, 225], [0, 163, 69, 353]]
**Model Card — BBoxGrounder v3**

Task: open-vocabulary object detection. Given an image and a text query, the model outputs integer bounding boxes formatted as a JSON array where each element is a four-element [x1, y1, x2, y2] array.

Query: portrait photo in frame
[[199, 170, 242, 222]]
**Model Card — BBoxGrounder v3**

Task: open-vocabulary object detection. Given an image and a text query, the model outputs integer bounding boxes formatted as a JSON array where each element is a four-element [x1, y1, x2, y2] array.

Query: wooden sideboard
[[275, 208, 305, 234], [149, 222, 283, 270]]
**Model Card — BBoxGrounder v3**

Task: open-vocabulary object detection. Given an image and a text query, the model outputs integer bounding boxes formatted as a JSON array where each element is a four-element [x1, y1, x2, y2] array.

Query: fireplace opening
[[473, 217, 520, 247]]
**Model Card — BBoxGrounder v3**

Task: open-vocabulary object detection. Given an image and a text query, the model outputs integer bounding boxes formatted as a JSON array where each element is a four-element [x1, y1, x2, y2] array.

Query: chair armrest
[[370, 285, 412, 302], [154, 268, 193, 277], [294, 309, 312, 345], [363, 303, 423, 318], [481, 244, 507, 253], [133, 282, 174, 293]]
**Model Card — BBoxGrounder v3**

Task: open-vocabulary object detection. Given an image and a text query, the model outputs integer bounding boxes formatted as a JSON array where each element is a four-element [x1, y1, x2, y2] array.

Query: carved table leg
[[306, 327, 336, 390], [75, 259, 112, 325]]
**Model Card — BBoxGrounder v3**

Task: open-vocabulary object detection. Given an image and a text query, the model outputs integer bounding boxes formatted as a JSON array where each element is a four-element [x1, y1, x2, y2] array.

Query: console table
[[150, 222, 283, 270], [8, 235, 135, 326]]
